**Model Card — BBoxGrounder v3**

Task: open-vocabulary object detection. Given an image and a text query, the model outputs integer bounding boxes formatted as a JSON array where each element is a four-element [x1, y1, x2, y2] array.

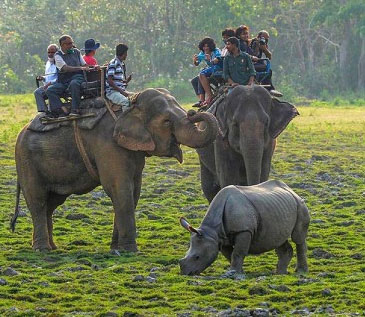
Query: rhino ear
[[113, 109, 156, 151], [180, 217, 201, 236], [269, 98, 299, 139]]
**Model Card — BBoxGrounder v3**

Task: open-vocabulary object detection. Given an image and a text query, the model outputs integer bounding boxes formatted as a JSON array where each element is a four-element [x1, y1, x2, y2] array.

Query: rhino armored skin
[[179, 180, 310, 276]]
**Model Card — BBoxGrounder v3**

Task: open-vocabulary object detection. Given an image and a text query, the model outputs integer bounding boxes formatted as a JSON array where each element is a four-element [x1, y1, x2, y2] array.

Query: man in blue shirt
[[34, 44, 58, 112]]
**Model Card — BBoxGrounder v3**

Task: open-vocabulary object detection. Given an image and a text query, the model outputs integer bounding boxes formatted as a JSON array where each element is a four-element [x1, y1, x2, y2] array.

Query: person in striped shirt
[[105, 43, 132, 111]]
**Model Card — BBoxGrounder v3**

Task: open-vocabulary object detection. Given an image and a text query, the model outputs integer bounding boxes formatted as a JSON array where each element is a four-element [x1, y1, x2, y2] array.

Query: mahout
[[179, 180, 310, 277], [12, 88, 218, 253]]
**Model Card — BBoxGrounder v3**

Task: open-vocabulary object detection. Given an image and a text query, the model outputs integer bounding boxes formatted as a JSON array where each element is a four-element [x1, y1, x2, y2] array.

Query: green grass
[[0, 94, 364, 316]]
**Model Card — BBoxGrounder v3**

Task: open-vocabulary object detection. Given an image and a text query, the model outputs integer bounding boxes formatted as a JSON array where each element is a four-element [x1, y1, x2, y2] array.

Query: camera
[[259, 37, 267, 45]]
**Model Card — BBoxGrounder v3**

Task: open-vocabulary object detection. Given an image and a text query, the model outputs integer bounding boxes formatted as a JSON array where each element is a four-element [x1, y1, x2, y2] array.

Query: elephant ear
[[113, 110, 156, 151], [269, 98, 299, 139]]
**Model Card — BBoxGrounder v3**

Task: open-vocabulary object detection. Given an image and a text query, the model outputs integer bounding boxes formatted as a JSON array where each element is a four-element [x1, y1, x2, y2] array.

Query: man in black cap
[[46, 34, 91, 117], [82, 38, 100, 67]]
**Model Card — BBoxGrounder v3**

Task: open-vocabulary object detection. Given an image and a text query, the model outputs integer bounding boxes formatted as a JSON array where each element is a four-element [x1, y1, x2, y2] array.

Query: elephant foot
[[34, 247, 51, 253], [33, 242, 52, 252], [276, 268, 288, 275], [119, 243, 138, 253], [295, 266, 309, 274], [110, 243, 138, 254]]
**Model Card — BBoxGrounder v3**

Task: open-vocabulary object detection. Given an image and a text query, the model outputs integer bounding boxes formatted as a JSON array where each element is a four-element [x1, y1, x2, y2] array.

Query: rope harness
[[73, 120, 99, 182]]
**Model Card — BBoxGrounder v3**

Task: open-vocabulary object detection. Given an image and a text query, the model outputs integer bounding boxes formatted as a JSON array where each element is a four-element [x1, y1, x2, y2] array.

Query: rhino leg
[[221, 245, 233, 262], [295, 242, 308, 273], [275, 240, 293, 274], [292, 202, 310, 273], [230, 231, 251, 273]]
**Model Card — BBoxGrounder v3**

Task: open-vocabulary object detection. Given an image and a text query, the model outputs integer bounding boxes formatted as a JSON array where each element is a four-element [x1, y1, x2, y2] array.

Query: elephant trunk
[[174, 110, 218, 148], [240, 121, 265, 185]]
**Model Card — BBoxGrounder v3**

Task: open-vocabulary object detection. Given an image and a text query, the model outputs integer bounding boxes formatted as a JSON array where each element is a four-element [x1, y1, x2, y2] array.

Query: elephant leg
[[111, 222, 119, 250], [46, 192, 68, 250], [275, 240, 293, 274], [97, 149, 145, 253], [110, 173, 141, 250], [260, 139, 275, 182], [215, 143, 246, 187], [110, 184, 137, 252], [101, 166, 138, 253], [133, 172, 142, 208], [200, 161, 220, 203], [23, 188, 50, 251]]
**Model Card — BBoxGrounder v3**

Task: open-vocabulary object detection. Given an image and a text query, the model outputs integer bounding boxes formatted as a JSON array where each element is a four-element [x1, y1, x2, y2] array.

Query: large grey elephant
[[197, 85, 299, 202], [12, 88, 218, 253]]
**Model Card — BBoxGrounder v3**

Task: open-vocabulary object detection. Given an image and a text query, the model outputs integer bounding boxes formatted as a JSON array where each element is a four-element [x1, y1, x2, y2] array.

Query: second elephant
[[197, 85, 299, 202]]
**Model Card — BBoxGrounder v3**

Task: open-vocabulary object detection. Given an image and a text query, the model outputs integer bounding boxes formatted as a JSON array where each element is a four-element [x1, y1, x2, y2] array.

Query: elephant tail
[[10, 181, 21, 232]]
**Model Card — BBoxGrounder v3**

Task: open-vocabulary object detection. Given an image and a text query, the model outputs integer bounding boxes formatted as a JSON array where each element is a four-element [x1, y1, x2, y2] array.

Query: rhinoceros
[[179, 180, 310, 277]]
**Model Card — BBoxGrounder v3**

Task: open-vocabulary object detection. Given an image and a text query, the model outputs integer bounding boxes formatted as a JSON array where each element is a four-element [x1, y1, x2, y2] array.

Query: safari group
[[14, 26, 308, 280], [35, 35, 131, 121], [35, 26, 282, 121]]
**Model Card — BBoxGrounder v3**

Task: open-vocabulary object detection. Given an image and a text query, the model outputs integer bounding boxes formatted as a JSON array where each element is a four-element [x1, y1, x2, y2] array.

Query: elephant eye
[[194, 255, 200, 260], [163, 119, 171, 126]]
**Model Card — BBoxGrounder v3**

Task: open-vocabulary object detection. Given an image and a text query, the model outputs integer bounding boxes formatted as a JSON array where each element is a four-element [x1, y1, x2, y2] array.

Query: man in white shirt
[[34, 44, 58, 112], [46, 35, 91, 117]]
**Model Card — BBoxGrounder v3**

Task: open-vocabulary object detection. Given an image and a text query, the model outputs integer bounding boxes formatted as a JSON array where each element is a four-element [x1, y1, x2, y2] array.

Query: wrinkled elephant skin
[[197, 85, 299, 202], [13, 88, 218, 252]]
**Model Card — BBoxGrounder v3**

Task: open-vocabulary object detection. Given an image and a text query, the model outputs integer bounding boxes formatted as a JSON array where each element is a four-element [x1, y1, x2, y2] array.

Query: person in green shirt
[[223, 37, 256, 87]]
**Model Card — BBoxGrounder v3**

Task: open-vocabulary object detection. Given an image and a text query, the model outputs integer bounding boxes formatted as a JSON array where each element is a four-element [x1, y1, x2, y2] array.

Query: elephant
[[12, 88, 218, 253], [197, 85, 299, 202]]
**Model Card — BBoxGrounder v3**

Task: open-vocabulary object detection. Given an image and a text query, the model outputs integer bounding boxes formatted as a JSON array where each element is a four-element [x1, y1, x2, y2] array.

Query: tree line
[[0, 0, 364, 100]]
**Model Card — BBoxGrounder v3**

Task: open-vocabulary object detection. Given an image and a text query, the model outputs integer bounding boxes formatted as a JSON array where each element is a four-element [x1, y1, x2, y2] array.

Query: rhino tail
[[10, 181, 21, 232]]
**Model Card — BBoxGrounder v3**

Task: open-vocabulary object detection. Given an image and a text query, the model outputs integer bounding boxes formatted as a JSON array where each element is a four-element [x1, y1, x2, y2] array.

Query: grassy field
[[0, 94, 364, 316]]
